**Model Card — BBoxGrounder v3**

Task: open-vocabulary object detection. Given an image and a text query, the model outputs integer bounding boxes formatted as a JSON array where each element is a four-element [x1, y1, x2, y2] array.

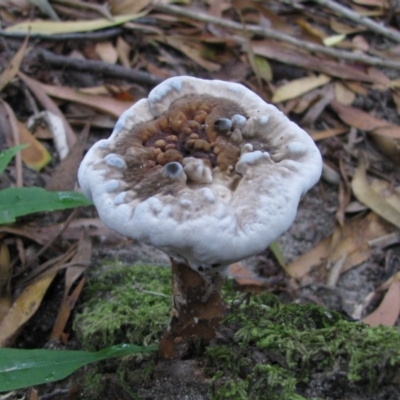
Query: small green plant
[[0, 145, 92, 224]]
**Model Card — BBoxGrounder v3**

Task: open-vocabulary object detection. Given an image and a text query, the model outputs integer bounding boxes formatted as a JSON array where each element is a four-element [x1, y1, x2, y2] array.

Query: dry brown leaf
[[296, 18, 326, 42], [0, 244, 12, 323], [95, 41, 118, 64], [334, 81, 356, 105], [301, 84, 335, 125], [351, 157, 400, 229], [331, 100, 400, 139], [368, 133, 400, 164], [110, 0, 151, 15], [307, 127, 349, 141], [329, 17, 366, 34], [155, 36, 221, 72], [272, 74, 331, 103], [362, 280, 400, 327], [252, 40, 376, 82], [50, 231, 91, 341], [116, 36, 131, 68], [18, 72, 77, 147], [28, 388, 39, 400], [17, 121, 52, 171], [228, 263, 263, 287], [286, 213, 392, 279], [352, 35, 369, 52], [352, 0, 388, 7], [0, 35, 29, 92], [392, 91, 400, 114], [0, 271, 57, 347], [40, 81, 135, 117], [252, 2, 294, 34], [344, 80, 368, 95], [46, 123, 89, 191]]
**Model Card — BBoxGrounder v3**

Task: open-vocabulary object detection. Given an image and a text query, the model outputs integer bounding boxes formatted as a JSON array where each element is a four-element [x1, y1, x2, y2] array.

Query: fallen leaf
[[18, 72, 77, 148], [95, 41, 118, 64], [154, 36, 221, 72], [17, 121, 52, 171], [306, 126, 349, 141], [329, 17, 366, 34], [39, 81, 135, 117], [368, 133, 400, 164], [228, 263, 264, 287], [286, 213, 392, 279], [6, 13, 146, 34], [334, 81, 356, 105], [0, 271, 57, 347], [362, 280, 400, 327], [351, 157, 400, 229], [301, 83, 335, 125], [323, 34, 346, 47], [0, 35, 28, 92], [252, 40, 376, 82], [110, 0, 151, 15], [50, 231, 91, 341], [46, 123, 89, 191], [272, 74, 331, 103], [331, 100, 400, 138], [116, 36, 131, 68]]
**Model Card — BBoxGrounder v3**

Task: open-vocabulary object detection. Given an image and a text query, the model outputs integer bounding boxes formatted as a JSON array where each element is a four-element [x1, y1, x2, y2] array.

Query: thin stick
[[153, 3, 400, 70], [310, 0, 400, 43], [38, 49, 163, 86]]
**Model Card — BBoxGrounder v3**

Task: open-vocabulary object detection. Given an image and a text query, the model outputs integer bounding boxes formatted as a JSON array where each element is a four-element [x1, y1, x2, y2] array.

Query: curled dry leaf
[[351, 157, 400, 229], [286, 213, 392, 280], [17, 121, 52, 171], [362, 279, 400, 327]]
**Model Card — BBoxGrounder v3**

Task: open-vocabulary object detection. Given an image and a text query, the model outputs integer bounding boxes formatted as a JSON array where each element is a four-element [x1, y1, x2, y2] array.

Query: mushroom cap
[[78, 76, 322, 273]]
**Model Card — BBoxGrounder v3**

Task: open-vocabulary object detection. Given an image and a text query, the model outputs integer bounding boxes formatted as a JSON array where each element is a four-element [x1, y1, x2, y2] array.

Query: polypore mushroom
[[78, 76, 322, 358]]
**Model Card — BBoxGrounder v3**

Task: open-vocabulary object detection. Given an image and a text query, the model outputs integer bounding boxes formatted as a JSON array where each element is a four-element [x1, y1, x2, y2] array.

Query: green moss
[[74, 264, 400, 399], [74, 263, 171, 350], [207, 293, 400, 400]]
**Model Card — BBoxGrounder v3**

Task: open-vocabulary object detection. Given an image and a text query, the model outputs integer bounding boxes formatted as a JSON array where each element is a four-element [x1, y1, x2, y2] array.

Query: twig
[[310, 0, 400, 43], [153, 3, 400, 70], [37, 49, 163, 86]]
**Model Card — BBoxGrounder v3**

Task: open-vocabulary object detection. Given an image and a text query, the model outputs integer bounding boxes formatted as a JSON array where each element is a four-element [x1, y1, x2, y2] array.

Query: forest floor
[[1, 0, 400, 399]]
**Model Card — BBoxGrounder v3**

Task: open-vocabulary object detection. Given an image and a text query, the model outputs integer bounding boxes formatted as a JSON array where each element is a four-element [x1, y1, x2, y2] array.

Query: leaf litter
[[0, 0, 400, 398]]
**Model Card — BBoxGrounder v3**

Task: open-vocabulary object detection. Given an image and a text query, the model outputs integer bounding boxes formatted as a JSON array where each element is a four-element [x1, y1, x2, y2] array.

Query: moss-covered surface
[[74, 264, 400, 400]]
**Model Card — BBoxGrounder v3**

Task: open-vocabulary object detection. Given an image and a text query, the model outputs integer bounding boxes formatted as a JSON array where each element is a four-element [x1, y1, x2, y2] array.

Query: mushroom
[[78, 76, 322, 358]]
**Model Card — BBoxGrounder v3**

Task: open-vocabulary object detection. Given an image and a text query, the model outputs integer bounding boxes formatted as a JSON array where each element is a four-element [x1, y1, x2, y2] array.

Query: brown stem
[[159, 258, 226, 359]]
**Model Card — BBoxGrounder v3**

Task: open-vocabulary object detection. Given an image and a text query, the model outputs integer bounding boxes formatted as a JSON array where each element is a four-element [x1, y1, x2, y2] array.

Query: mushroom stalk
[[78, 76, 322, 359], [160, 257, 226, 358]]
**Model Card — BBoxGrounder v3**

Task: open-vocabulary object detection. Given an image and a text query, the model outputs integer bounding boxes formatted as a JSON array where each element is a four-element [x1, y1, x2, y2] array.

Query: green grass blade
[[0, 344, 157, 391], [0, 145, 29, 175], [0, 187, 93, 225]]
